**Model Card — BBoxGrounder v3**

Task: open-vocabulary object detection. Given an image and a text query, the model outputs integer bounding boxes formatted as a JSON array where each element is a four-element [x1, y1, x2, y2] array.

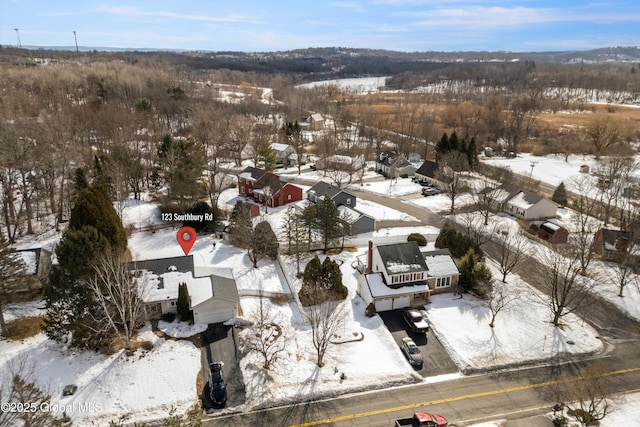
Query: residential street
[[203, 176, 640, 426]]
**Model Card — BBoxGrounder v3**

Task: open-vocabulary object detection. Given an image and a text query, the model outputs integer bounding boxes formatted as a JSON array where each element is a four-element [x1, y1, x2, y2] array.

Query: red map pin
[[177, 226, 196, 256]]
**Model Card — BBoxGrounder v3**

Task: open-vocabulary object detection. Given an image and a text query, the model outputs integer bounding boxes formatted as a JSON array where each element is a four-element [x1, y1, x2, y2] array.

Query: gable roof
[[378, 151, 411, 168], [128, 255, 195, 275], [307, 181, 354, 200], [422, 249, 459, 277], [238, 166, 269, 181], [415, 160, 440, 178], [504, 189, 546, 210], [376, 241, 428, 275]]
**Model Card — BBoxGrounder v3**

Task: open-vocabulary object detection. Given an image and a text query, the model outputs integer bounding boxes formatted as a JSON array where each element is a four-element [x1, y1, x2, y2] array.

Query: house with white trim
[[356, 241, 459, 312], [503, 189, 558, 220], [129, 256, 241, 324]]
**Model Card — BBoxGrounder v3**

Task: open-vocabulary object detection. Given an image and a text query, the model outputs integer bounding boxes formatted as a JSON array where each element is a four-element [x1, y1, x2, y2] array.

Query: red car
[[395, 412, 448, 427]]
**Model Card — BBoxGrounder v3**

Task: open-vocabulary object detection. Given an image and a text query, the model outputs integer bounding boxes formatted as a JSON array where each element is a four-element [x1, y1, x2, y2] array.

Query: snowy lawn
[[350, 176, 424, 197], [408, 192, 475, 213], [158, 320, 208, 338], [0, 326, 200, 426], [238, 248, 419, 408], [425, 261, 603, 373]]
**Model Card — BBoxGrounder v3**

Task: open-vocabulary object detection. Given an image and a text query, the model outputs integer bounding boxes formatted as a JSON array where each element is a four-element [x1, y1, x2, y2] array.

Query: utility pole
[[14, 28, 21, 48], [73, 31, 79, 53]]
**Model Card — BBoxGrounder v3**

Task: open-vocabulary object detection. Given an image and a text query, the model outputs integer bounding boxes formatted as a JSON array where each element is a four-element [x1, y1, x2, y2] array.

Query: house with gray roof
[[376, 151, 417, 178], [307, 181, 356, 208], [128, 255, 240, 324], [356, 241, 459, 311], [414, 160, 444, 188], [503, 189, 558, 220]]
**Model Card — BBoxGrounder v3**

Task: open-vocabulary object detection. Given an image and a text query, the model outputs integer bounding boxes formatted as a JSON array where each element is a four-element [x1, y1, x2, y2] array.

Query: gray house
[[338, 205, 376, 234], [307, 181, 356, 208], [376, 151, 417, 178], [128, 255, 241, 324]]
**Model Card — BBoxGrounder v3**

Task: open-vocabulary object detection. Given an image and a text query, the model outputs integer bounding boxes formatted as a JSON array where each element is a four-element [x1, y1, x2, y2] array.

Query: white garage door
[[392, 295, 410, 310], [194, 307, 235, 325], [375, 298, 393, 312]]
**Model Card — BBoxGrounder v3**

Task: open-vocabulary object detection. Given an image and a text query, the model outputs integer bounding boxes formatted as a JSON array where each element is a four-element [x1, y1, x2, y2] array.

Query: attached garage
[[374, 298, 392, 312], [391, 295, 410, 310], [359, 272, 430, 313], [191, 274, 240, 325]]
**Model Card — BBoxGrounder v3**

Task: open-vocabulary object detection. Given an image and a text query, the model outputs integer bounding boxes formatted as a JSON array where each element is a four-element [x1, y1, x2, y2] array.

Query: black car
[[209, 362, 227, 405]]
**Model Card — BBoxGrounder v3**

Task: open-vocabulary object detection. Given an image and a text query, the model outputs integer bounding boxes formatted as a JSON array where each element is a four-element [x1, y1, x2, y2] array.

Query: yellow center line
[[288, 366, 640, 427]]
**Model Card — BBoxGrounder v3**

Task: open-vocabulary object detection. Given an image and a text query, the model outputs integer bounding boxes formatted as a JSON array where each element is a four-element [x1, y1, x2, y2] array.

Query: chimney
[[365, 240, 373, 274]]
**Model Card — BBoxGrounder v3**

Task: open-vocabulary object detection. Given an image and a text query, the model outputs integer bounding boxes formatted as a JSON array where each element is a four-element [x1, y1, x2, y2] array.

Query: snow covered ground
[[426, 259, 602, 373], [0, 325, 201, 426]]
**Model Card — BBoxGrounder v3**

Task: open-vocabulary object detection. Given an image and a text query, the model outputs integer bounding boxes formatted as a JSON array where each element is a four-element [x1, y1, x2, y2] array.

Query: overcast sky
[[1, 0, 639, 52]]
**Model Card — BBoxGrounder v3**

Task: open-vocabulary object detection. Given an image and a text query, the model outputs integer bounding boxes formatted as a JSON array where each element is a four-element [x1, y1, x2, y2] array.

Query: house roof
[[376, 241, 428, 275], [540, 221, 563, 234], [307, 181, 355, 200], [365, 272, 431, 298], [17, 250, 38, 275], [505, 189, 554, 210], [269, 142, 291, 153], [422, 249, 459, 278], [128, 255, 195, 275], [378, 151, 411, 168], [238, 166, 268, 181], [337, 205, 374, 223], [415, 160, 440, 178]]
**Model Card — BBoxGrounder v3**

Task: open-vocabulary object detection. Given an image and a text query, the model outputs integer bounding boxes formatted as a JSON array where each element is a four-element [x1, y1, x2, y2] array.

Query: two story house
[[237, 166, 303, 209], [356, 241, 459, 312], [307, 181, 356, 208], [376, 151, 417, 178]]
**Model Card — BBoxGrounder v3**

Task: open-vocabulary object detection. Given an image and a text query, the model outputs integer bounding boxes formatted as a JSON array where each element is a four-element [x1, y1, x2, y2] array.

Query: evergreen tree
[[321, 257, 348, 300], [314, 196, 343, 252], [177, 282, 192, 322], [458, 248, 493, 296], [69, 183, 127, 254], [435, 133, 450, 161], [248, 221, 279, 268], [228, 201, 252, 249], [299, 255, 323, 306], [254, 141, 277, 171], [0, 235, 27, 336], [43, 226, 110, 344], [157, 134, 206, 207], [552, 181, 569, 206], [435, 225, 483, 259], [466, 137, 478, 170], [407, 233, 427, 246], [183, 201, 219, 233]]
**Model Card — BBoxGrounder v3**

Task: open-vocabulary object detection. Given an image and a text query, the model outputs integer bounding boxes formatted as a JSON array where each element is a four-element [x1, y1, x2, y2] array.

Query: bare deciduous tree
[[87, 252, 149, 350], [493, 230, 530, 283], [487, 281, 518, 328], [584, 117, 621, 159], [553, 362, 614, 426], [436, 151, 469, 214], [570, 177, 601, 275], [243, 296, 287, 370], [535, 249, 592, 327], [303, 293, 348, 367]]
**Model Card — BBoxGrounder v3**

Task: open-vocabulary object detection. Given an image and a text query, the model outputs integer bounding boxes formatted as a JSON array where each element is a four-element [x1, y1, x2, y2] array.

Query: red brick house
[[237, 166, 303, 209], [592, 228, 632, 262]]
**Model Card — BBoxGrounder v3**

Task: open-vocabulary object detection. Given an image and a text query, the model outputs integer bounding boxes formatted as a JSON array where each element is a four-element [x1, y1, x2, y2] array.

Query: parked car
[[209, 362, 227, 405], [421, 187, 439, 197], [400, 337, 423, 367], [395, 412, 448, 427], [419, 309, 430, 326], [403, 308, 429, 333]]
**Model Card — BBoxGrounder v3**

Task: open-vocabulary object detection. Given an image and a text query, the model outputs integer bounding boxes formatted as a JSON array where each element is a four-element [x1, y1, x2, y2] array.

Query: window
[[240, 187, 245, 194], [346, 198, 351, 205], [288, 194, 291, 200], [436, 277, 451, 288], [170, 301, 176, 306]]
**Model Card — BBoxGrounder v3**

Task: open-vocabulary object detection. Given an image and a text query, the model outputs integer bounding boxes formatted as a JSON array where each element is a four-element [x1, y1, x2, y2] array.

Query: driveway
[[379, 310, 458, 377], [200, 323, 246, 412]]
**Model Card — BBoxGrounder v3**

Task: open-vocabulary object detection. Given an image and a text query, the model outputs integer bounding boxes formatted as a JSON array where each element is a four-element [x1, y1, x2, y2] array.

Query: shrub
[[161, 312, 176, 323], [407, 233, 427, 246], [365, 303, 377, 317]]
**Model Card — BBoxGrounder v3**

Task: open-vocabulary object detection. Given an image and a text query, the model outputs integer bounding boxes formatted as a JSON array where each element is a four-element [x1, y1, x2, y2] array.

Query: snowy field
[[295, 76, 389, 93]]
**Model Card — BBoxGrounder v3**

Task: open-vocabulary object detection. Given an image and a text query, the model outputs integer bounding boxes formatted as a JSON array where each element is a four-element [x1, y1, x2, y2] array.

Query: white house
[[503, 189, 558, 220], [130, 256, 241, 324], [356, 241, 459, 312]]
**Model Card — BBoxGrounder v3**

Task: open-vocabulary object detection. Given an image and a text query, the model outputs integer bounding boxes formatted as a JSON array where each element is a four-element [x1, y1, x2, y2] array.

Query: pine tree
[[299, 255, 323, 306], [458, 248, 493, 296], [552, 181, 569, 206], [0, 235, 27, 336], [322, 257, 347, 300], [228, 201, 252, 249], [248, 221, 279, 268], [255, 141, 277, 171], [314, 196, 343, 252], [177, 282, 192, 322]]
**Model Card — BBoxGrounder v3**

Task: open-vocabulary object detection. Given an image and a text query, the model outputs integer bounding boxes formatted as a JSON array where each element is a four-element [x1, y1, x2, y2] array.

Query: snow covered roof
[[365, 272, 430, 298], [139, 270, 213, 306], [376, 241, 428, 275], [270, 142, 291, 152], [505, 189, 551, 210], [423, 249, 459, 278], [337, 205, 374, 222], [16, 250, 38, 275]]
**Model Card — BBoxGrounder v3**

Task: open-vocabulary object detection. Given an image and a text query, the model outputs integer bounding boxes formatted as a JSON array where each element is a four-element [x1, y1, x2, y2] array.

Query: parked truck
[[395, 412, 448, 427]]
